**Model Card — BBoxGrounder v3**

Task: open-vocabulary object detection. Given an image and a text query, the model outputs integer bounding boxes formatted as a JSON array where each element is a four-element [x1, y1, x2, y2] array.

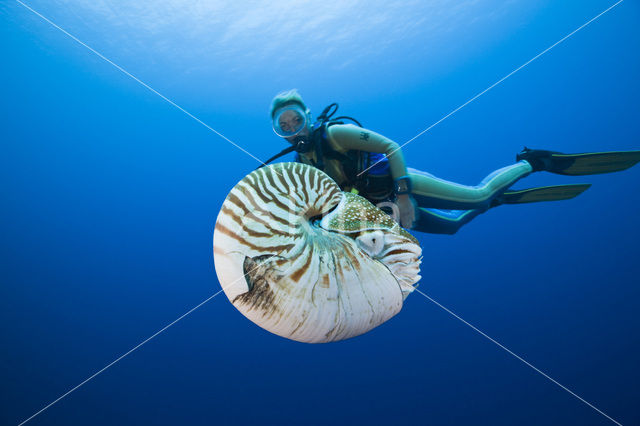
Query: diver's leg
[[412, 207, 484, 235], [408, 161, 532, 210]]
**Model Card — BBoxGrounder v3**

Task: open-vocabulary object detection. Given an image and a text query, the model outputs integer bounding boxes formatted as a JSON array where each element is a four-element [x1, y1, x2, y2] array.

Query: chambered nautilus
[[213, 162, 422, 343]]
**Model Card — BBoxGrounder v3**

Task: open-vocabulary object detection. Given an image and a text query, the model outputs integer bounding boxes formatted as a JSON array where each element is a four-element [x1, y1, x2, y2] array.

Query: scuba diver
[[262, 89, 640, 234]]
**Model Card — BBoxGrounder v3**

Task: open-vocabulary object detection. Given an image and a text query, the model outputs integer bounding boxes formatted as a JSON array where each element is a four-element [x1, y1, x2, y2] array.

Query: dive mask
[[272, 105, 308, 138]]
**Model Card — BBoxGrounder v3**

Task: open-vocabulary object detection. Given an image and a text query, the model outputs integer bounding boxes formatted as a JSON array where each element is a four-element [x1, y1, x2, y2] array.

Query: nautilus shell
[[213, 162, 422, 343]]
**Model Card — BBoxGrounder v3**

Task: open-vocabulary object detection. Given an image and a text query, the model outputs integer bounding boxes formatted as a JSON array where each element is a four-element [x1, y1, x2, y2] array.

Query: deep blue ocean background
[[1, 1, 639, 425]]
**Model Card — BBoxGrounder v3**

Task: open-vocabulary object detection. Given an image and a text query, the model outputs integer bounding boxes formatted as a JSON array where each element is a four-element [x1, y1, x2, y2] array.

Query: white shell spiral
[[213, 162, 422, 343]]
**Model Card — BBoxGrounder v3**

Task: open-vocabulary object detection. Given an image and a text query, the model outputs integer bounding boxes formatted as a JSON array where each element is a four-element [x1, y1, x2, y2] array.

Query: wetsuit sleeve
[[326, 124, 409, 179]]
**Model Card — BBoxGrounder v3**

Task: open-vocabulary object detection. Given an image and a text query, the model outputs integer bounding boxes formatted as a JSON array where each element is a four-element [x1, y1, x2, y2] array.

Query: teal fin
[[499, 184, 591, 204], [517, 148, 640, 175], [550, 151, 640, 175]]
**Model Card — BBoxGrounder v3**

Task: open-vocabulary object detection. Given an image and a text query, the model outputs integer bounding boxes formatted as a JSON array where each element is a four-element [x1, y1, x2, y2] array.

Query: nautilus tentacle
[[213, 162, 422, 343]]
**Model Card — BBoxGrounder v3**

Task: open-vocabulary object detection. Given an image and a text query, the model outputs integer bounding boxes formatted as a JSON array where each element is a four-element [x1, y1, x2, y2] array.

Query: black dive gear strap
[[315, 102, 363, 128], [258, 145, 297, 168], [359, 174, 394, 201]]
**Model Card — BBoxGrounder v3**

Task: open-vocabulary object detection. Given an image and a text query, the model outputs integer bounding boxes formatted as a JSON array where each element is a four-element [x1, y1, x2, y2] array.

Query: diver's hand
[[396, 194, 417, 229]]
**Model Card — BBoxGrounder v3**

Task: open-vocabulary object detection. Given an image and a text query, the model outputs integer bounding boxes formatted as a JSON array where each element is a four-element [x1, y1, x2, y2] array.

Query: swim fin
[[517, 147, 640, 175], [494, 183, 591, 206]]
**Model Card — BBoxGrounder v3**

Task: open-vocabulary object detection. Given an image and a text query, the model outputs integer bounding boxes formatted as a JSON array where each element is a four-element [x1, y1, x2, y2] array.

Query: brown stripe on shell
[[220, 205, 295, 238], [215, 222, 296, 254], [289, 247, 314, 283]]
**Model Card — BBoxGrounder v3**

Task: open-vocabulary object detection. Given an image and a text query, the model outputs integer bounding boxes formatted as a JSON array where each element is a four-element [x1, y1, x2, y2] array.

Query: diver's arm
[[326, 124, 409, 179], [327, 124, 416, 228]]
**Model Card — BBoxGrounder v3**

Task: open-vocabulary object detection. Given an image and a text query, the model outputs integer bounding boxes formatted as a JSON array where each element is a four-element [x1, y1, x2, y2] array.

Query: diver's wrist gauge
[[394, 176, 412, 195]]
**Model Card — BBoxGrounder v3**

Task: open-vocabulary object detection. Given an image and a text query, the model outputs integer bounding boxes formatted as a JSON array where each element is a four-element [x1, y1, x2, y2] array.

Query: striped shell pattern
[[213, 162, 422, 343]]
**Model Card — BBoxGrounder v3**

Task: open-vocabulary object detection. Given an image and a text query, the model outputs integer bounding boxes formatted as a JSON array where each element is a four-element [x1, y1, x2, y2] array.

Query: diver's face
[[278, 109, 305, 135], [273, 105, 309, 142]]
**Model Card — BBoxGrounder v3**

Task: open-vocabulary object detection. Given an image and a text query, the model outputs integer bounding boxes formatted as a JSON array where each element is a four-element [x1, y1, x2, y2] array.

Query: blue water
[[2, 1, 639, 425]]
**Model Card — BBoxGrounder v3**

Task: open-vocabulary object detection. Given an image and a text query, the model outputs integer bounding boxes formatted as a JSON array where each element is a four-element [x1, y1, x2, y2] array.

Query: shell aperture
[[213, 162, 422, 343]]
